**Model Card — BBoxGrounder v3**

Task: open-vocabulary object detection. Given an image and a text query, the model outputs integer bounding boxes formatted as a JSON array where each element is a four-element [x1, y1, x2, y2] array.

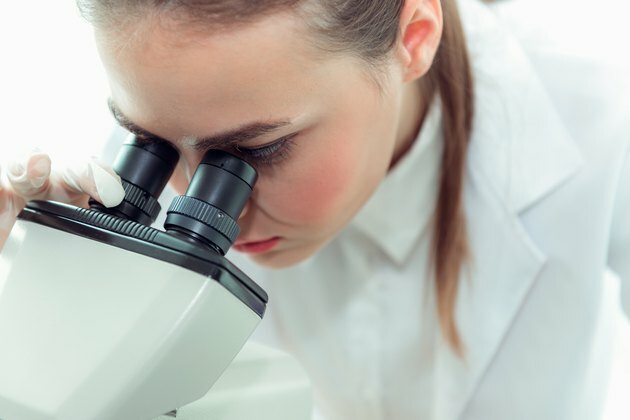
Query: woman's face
[[96, 12, 420, 268]]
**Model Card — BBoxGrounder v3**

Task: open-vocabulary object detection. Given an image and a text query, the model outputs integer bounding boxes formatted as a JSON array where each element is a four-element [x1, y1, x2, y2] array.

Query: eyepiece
[[90, 135, 180, 225], [165, 150, 257, 255]]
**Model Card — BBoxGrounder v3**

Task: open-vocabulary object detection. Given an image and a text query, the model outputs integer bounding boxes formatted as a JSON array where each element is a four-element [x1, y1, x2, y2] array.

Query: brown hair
[[78, 0, 474, 355], [427, 0, 473, 355]]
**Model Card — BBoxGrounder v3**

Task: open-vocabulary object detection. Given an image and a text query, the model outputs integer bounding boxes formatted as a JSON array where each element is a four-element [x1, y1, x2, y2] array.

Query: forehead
[[94, 10, 332, 139]]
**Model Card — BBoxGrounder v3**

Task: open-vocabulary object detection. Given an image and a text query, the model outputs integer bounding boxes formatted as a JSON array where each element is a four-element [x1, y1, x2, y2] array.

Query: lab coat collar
[[351, 97, 443, 266], [350, 60, 582, 270], [350, 5, 583, 268]]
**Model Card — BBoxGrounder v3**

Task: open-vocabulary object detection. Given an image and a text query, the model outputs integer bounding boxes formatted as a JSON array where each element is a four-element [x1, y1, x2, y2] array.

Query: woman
[[1, 0, 628, 418]]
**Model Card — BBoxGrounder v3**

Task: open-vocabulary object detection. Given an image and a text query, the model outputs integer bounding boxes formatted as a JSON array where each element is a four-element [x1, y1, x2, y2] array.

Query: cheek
[[253, 94, 398, 229], [255, 129, 382, 228], [281, 157, 355, 223]]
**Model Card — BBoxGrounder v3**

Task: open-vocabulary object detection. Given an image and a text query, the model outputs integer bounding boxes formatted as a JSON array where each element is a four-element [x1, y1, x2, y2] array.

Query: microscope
[[0, 137, 268, 419]]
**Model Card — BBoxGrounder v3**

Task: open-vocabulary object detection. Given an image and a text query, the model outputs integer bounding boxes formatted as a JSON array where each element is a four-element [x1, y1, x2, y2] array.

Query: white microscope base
[[154, 341, 312, 420]]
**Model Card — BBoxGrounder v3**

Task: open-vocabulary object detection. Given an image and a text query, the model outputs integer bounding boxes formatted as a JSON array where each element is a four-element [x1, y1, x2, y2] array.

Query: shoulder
[[481, 0, 630, 155], [459, 0, 629, 214]]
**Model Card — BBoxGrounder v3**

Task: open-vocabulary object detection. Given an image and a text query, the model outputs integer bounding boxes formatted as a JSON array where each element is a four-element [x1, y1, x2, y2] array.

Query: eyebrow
[[107, 98, 292, 150]]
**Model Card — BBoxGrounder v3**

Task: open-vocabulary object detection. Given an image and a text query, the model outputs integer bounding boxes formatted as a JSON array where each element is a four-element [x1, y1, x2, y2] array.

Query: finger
[[0, 194, 23, 249], [58, 159, 125, 208], [0, 163, 26, 250], [5, 152, 52, 198]]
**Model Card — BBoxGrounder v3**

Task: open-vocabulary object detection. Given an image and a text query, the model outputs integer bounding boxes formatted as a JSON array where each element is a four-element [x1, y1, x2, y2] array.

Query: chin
[[246, 243, 319, 269]]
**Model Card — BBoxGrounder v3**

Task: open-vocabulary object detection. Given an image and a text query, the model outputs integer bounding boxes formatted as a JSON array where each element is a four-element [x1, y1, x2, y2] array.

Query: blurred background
[[0, 0, 628, 418], [0, 1, 113, 166]]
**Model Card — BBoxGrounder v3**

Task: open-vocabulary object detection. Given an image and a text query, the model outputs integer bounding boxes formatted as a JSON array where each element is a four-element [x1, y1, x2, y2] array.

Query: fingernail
[[31, 158, 51, 178], [30, 175, 48, 189], [89, 162, 125, 208], [8, 161, 26, 179]]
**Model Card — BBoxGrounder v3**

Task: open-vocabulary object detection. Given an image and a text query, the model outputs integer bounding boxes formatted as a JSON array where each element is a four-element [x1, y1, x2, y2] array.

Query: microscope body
[[0, 138, 268, 420]]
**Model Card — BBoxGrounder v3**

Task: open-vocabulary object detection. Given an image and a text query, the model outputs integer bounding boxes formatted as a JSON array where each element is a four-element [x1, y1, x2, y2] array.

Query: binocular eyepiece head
[[90, 135, 257, 255]]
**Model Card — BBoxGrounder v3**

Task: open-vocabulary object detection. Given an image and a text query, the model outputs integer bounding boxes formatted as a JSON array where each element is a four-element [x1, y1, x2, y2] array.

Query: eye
[[234, 133, 297, 166]]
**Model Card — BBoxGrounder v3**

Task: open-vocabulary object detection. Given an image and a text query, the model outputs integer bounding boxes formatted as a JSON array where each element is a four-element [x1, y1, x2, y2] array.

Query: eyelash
[[234, 134, 297, 167]]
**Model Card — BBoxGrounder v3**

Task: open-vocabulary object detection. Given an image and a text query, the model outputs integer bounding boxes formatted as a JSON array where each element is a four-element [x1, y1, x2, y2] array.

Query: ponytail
[[425, 0, 474, 355]]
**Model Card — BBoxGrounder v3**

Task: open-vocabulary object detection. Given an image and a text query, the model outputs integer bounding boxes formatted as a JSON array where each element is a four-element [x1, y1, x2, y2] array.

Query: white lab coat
[[226, 1, 630, 419]]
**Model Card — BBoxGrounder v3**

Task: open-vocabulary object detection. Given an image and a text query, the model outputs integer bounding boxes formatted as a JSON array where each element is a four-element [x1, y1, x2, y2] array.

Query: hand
[[0, 151, 125, 250]]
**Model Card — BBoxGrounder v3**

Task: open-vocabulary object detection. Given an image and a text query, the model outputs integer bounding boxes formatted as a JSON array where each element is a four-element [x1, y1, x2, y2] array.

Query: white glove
[[0, 151, 125, 250]]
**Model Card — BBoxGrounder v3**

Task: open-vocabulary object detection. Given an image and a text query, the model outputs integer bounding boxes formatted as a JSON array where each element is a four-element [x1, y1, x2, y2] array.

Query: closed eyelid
[[233, 133, 298, 166], [236, 132, 298, 152]]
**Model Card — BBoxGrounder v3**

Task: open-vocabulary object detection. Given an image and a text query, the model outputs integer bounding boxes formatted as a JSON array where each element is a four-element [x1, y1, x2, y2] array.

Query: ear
[[395, 0, 443, 82]]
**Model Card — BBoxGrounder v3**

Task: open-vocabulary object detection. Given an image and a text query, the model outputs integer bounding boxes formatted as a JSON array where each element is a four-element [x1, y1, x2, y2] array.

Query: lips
[[233, 237, 280, 254]]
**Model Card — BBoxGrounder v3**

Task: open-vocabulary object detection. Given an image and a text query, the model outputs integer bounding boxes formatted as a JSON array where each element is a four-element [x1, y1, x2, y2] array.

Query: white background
[[0, 1, 112, 166]]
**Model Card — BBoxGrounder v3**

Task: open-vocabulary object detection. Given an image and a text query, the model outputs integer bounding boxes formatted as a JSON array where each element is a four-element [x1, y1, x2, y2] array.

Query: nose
[[238, 198, 252, 222]]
